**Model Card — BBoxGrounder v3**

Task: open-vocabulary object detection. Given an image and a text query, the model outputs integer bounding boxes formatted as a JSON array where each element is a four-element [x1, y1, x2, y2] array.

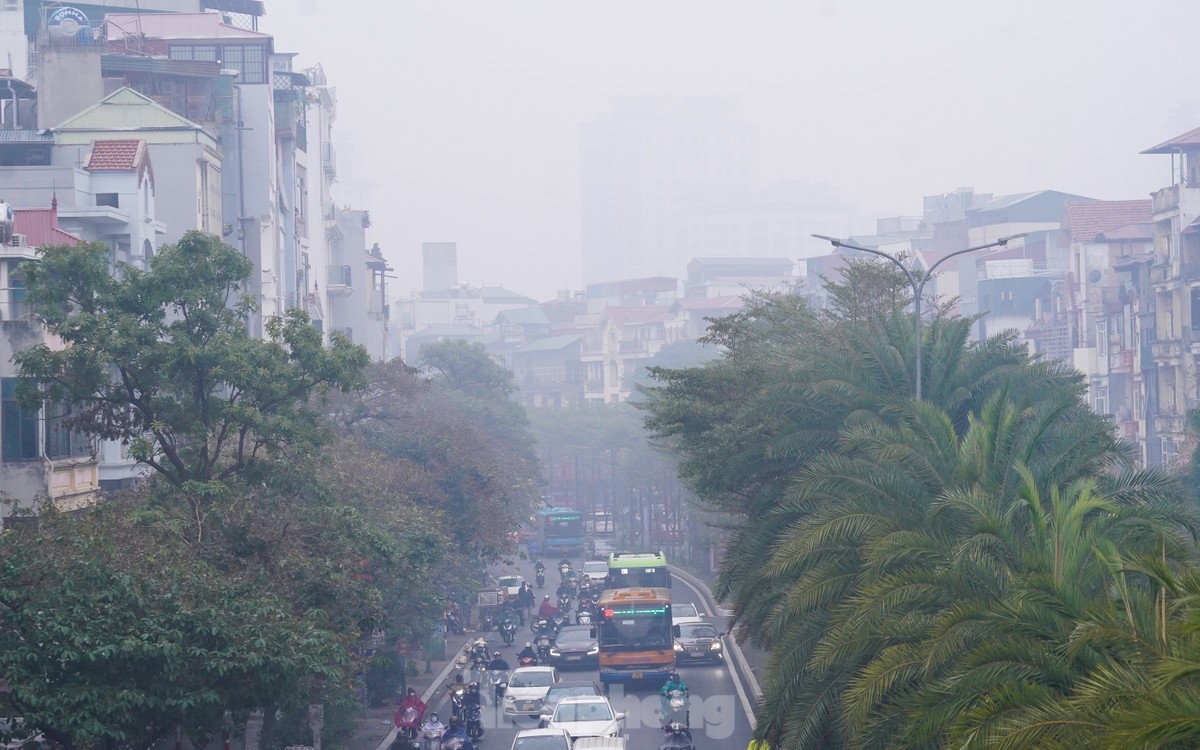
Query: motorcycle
[[449, 685, 467, 722], [500, 620, 517, 645], [660, 721, 695, 750], [396, 705, 424, 744], [534, 633, 553, 663], [419, 719, 446, 750], [663, 688, 690, 727], [559, 562, 572, 580], [465, 703, 484, 741], [557, 594, 572, 615], [489, 670, 509, 704], [530, 616, 550, 634], [576, 608, 593, 626], [518, 653, 538, 667], [535, 569, 546, 587]]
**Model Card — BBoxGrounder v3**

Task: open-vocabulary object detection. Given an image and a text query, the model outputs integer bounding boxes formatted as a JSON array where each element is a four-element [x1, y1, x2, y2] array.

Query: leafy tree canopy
[[14, 232, 369, 490]]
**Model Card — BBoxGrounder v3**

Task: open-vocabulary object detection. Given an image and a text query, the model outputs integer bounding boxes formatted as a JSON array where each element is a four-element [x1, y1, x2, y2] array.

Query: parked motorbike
[[445, 609, 464, 636]]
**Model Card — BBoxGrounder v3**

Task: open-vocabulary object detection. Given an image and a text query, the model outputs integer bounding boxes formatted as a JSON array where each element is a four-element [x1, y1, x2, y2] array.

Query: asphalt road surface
[[428, 551, 755, 750]]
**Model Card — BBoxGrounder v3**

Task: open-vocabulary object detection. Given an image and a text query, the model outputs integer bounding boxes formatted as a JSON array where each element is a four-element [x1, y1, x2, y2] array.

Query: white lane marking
[[674, 571, 757, 728]]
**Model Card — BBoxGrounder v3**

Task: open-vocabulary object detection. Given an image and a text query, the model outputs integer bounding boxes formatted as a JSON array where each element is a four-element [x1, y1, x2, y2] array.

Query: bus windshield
[[545, 514, 581, 536], [608, 565, 670, 589], [599, 607, 672, 649]]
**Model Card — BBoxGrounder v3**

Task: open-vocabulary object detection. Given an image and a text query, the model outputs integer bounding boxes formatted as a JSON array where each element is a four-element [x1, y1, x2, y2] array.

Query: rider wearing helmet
[[486, 651, 510, 672], [518, 641, 538, 663]]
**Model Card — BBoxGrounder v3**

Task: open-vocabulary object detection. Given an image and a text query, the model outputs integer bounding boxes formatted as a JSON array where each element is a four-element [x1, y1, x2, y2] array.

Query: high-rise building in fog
[[579, 95, 756, 284]]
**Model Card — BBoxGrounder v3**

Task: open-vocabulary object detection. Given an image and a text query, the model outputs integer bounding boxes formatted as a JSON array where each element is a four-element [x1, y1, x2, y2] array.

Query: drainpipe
[[3, 79, 16, 128]]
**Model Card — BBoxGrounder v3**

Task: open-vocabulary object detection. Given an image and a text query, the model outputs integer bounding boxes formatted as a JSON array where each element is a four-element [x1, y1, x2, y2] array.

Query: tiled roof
[[85, 139, 146, 171], [1142, 126, 1200, 154], [1064, 200, 1152, 243], [103, 12, 271, 42], [13, 208, 83, 248], [1098, 223, 1153, 241], [55, 87, 202, 131], [0, 129, 52, 143]]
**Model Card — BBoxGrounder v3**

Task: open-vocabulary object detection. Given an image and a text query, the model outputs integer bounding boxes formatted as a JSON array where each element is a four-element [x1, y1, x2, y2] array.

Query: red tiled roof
[[13, 207, 83, 248], [85, 139, 145, 171], [1064, 200, 1152, 243]]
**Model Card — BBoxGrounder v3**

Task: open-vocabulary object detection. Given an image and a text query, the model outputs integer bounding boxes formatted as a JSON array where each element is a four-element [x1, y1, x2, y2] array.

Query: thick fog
[[269, 0, 1200, 301]]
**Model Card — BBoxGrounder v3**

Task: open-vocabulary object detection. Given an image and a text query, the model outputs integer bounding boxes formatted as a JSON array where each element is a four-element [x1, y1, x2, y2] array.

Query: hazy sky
[[268, 0, 1200, 302]]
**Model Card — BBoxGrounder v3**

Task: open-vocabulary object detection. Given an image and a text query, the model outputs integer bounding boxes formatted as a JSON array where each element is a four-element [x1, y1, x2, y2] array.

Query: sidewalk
[[346, 636, 472, 750]]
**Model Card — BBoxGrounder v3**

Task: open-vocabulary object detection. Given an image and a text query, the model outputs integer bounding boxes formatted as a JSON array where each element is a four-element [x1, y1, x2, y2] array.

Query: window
[[223, 44, 267, 83], [1096, 318, 1108, 357], [6, 258, 26, 320], [169, 44, 218, 62], [2, 378, 38, 461], [44, 402, 89, 460], [1093, 385, 1108, 416], [96, 193, 119, 208]]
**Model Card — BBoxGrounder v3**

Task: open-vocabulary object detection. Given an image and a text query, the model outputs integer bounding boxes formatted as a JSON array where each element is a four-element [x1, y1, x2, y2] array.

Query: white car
[[510, 727, 572, 750], [498, 573, 526, 598], [545, 695, 625, 740], [503, 666, 560, 721], [581, 560, 609, 584], [671, 602, 699, 623]]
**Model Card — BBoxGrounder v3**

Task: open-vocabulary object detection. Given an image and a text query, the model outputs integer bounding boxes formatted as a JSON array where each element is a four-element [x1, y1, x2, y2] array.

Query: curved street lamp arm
[[925, 232, 1030, 278], [810, 234, 918, 290]]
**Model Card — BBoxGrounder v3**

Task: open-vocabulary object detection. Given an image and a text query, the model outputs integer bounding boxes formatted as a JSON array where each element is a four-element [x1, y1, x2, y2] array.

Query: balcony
[[327, 265, 352, 296], [618, 339, 648, 354], [1153, 184, 1180, 215], [1155, 413, 1186, 437], [1151, 339, 1184, 363], [584, 379, 605, 393], [1109, 348, 1135, 374]]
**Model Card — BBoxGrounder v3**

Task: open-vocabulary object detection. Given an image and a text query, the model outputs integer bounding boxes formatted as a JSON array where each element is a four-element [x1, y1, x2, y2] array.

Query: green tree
[[14, 232, 369, 492]]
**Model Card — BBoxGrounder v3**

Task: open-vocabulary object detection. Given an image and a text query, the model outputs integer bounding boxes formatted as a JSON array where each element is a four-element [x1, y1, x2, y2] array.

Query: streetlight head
[[997, 232, 1030, 246], [811, 233, 844, 247]]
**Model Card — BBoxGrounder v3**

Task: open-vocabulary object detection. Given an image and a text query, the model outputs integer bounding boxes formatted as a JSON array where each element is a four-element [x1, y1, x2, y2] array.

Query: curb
[[668, 564, 762, 709], [370, 637, 474, 750]]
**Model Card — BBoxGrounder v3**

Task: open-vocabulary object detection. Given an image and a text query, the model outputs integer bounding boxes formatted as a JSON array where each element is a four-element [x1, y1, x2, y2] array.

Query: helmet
[[493, 651, 502, 658], [669, 670, 679, 681], [544, 595, 551, 600], [468, 682, 479, 692], [525, 641, 532, 648]]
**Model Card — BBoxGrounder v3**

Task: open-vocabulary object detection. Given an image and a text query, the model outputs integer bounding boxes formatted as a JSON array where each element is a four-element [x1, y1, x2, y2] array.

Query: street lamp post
[[811, 232, 1028, 399]]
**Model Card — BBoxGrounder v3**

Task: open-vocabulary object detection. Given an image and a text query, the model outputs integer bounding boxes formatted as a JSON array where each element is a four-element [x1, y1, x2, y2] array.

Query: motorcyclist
[[486, 651, 510, 672], [419, 712, 446, 750], [660, 670, 690, 725], [441, 719, 475, 750], [394, 686, 426, 735], [534, 558, 546, 575], [556, 581, 574, 600], [518, 641, 538, 664], [461, 681, 484, 738], [538, 595, 559, 620]]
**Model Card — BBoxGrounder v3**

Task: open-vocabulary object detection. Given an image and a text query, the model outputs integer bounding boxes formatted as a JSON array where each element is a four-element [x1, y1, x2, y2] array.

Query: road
[[428, 551, 756, 750]]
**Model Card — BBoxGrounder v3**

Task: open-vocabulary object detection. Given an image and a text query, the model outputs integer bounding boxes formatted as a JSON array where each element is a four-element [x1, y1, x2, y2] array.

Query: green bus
[[607, 551, 671, 589]]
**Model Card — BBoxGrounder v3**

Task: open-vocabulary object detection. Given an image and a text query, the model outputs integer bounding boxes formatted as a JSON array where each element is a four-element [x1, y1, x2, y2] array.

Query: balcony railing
[[584, 379, 605, 393], [1153, 184, 1180, 214], [1151, 339, 1184, 361], [1155, 414, 1186, 436]]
